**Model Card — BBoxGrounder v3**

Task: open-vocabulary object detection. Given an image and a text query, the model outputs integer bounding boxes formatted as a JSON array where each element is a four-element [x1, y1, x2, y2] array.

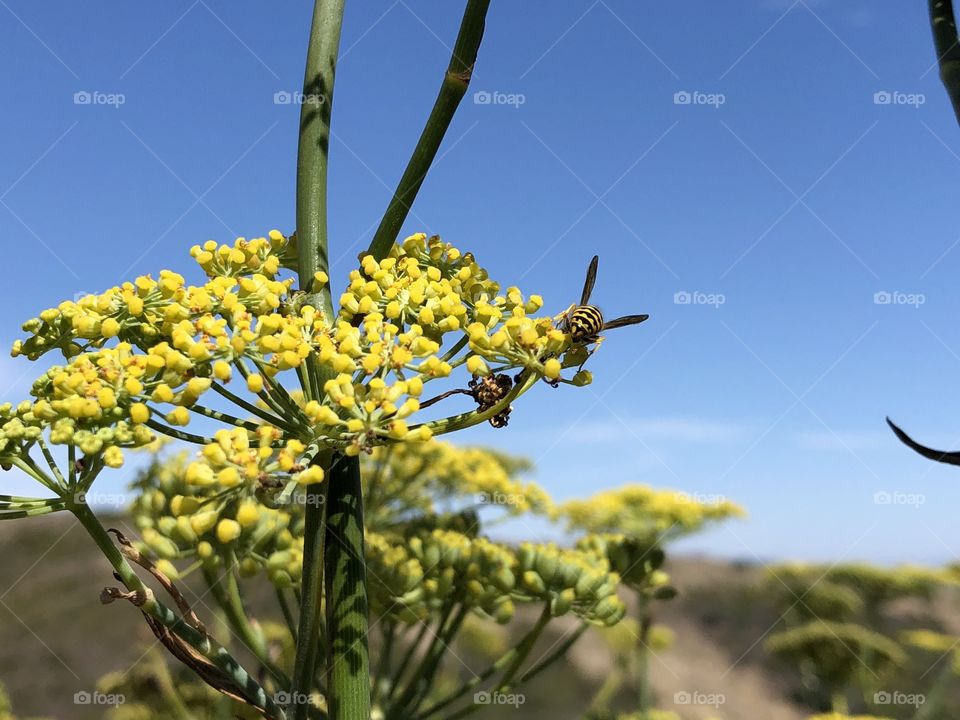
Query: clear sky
[[2, 1, 960, 565]]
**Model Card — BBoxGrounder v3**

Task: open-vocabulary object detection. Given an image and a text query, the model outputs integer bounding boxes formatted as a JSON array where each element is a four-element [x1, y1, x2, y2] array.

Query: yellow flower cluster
[[513, 542, 625, 624], [131, 452, 300, 582], [6, 228, 626, 504], [558, 484, 745, 539], [363, 441, 552, 529]]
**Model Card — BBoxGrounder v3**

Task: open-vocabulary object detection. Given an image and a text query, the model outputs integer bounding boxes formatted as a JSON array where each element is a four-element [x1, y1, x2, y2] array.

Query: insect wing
[[580, 255, 599, 306], [602, 314, 649, 330]]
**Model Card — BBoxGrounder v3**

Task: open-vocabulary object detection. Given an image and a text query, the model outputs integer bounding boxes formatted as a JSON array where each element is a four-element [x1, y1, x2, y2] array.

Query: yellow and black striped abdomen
[[568, 305, 604, 341]]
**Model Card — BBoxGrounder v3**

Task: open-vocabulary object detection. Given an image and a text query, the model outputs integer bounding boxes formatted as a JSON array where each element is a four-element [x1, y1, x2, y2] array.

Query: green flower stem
[[371, 621, 396, 708], [386, 620, 433, 703], [9, 456, 58, 493], [291, 476, 329, 720], [416, 371, 539, 437], [367, 0, 492, 260], [295, 0, 342, 327], [0, 503, 66, 520], [184, 403, 267, 433], [145, 418, 216, 446], [36, 436, 67, 489], [210, 381, 302, 433], [634, 593, 652, 714], [0, 494, 64, 505], [203, 563, 291, 688], [930, 0, 960, 124], [323, 453, 370, 720], [493, 604, 551, 691], [69, 500, 286, 720], [233, 358, 300, 419], [429, 606, 552, 720], [393, 600, 463, 713], [277, 586, 300, 643], [514, 620, 589, 685], [413, 621, 589, 720]]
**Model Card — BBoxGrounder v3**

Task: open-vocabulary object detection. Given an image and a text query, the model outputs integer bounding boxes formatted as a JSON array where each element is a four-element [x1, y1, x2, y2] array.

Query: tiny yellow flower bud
[[103, 446, 124, 468], [543, 358, 562, 380], [247, 373, 264, 393], [236, 501, 259, 528], [213, 360, 232, 381], [216, 519, 242, 544], [101, 317, 121, 338], [166, 407, 190, 426], [129, 403, 150, 424]]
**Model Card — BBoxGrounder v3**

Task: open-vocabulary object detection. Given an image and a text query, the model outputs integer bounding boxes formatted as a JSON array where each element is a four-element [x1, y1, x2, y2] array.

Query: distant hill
[[0, 514, 955, 719]]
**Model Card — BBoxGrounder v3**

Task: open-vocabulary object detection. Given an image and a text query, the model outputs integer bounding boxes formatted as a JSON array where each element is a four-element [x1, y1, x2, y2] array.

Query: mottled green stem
[[324, 454, 370, 720], [367, 0, 492, 260], [931, 0, 960, 124], [70, 501, 285, 720]]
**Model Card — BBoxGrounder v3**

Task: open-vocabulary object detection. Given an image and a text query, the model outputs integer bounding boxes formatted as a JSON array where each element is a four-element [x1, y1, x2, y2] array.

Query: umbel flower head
[[557, 484, 745, 540], [3, 230, 639, 503]]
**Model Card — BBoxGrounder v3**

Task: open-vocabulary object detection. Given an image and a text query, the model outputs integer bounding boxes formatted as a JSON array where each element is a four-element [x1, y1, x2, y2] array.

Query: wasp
[[560, 255, 649, 343]]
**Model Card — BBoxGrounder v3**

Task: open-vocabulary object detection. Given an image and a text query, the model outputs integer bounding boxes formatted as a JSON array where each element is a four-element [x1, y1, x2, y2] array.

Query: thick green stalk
[[292, 1, 345, 717], [930, 0, 960, 124], [297, 1, 343, 323], [70, 502, 285, 720], [291, 475, 329, 720], [367, 0, 492, 260], [324, 454, 370, 720]]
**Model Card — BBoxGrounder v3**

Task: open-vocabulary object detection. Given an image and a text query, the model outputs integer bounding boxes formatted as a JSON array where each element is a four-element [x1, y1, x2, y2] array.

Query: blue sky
[[2, 1, 960, 565]]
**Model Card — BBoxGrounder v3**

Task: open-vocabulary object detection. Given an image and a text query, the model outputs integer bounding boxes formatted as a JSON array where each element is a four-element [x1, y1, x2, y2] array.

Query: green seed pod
[[550, 588, 575, 617], [522, 570, 546, 595], [493, 598, 515, 624], [239, 558, 260, 578]]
